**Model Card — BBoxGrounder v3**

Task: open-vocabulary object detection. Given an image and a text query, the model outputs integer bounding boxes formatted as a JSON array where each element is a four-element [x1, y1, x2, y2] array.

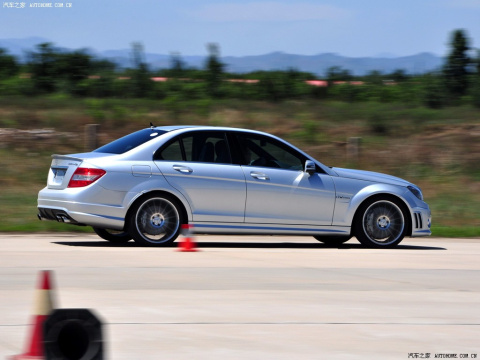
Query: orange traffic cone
[[10, 270, 56, 360], [178, 224, 198, 252]]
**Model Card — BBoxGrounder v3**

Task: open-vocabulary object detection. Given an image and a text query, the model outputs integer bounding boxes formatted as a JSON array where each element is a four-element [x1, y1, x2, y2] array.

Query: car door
[[233, 132, 336, 225], [154, 130, 246, 223]]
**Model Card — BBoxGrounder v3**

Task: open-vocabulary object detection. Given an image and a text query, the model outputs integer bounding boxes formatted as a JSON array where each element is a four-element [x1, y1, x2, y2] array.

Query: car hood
[[331, 167, 411, 187]]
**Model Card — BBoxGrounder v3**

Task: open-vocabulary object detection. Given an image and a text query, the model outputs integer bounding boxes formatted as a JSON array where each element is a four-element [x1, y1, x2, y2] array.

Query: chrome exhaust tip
[[56, 214, 71, 223]]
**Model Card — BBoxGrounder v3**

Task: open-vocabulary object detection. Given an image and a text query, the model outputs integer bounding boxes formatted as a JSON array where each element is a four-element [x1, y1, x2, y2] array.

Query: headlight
[[407, 185, 423, 201]]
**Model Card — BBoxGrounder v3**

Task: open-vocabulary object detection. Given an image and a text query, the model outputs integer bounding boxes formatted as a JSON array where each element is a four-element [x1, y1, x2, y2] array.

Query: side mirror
[[304, 160, 316, 175]]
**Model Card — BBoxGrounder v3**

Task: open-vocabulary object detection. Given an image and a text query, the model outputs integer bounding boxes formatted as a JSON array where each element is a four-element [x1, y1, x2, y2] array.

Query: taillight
[[68, 168, 106, 188]]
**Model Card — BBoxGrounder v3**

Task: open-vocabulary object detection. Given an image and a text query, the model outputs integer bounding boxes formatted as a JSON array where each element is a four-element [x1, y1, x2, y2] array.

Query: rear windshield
[[94, 129, 167, 154]]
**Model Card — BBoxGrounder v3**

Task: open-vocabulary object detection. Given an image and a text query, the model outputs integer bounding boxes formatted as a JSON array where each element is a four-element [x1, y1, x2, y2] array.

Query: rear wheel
[[354, 198, 407, 248], [92, 227, 132, 243], [128, 195, 182, 246], [314, 236, 351, 246]]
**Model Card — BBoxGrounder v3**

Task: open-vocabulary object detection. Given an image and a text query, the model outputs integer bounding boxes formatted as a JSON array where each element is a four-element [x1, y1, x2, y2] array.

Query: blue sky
[[1, 0, 479, 57]]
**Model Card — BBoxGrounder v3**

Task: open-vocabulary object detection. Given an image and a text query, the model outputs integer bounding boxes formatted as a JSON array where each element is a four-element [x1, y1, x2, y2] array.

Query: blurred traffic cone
[[178, 224, 198, 252], [10, 270, 56, 360]]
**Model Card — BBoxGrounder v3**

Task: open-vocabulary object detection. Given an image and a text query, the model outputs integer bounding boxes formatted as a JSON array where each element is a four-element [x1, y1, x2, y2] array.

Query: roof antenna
[[150, 122, 155, 129]]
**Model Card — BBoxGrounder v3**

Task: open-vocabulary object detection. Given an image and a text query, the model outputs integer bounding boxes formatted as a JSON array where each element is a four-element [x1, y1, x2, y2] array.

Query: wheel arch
[[124, 190, 190, 231], [351, 193, 413, 238]]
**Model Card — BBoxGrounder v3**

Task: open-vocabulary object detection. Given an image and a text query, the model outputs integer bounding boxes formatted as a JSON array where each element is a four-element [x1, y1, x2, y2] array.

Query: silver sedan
[[38, 126, 431, 247]]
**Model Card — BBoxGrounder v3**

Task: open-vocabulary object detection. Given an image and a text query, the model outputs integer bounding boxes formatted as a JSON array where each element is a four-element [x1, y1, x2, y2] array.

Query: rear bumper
[[37, 205, 125, 230], [38, 207, 84, 225], [37, 186, 127, 230]]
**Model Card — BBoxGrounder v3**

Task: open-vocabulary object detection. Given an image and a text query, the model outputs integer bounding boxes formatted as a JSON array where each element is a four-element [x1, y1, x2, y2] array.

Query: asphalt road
[[1, 234, 479, 360]]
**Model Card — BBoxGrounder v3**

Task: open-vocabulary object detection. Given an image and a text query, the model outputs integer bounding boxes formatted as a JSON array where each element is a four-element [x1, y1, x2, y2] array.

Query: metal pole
[[347, 137, 361, 162], [84, 124, 100, 152]]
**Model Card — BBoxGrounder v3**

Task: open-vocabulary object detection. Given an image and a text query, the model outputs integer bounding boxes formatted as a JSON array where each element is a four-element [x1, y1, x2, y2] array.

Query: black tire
[[92, 227, 132, 243], [314, 236, 351, 246], [354, 197, 408, 248], [128, 194, 182, 246]]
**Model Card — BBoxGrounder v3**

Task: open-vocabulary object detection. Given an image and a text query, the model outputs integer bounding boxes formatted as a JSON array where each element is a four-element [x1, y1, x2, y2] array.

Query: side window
[[156, 139, 183, 161], [155, 131, 232, 164], [236, 133, 304, 170]]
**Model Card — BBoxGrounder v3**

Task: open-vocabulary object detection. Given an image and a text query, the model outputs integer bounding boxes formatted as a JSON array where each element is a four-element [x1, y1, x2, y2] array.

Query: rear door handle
[[250, 171, 270, 181], [173, 165, 193, 173]]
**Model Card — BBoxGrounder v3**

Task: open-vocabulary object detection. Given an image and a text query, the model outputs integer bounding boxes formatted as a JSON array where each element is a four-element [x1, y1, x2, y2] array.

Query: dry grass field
[[1, 96, 479, 236]]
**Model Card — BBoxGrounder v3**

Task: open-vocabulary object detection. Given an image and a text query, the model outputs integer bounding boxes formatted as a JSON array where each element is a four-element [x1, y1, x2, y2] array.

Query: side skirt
[[191, 222, 351, 236]]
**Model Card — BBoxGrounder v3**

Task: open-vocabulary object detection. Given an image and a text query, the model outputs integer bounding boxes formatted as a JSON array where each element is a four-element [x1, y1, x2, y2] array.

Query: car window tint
[[236, 134, 304, 170], [181, 136, 194, 162], [156, 131, 232, 164], [94, 129, 167, 154], [158, 139, 183, 161], [187, 132, 232, 163]]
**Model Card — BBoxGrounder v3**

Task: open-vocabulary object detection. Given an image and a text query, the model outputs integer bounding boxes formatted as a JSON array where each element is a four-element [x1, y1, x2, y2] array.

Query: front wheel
[[354, 198, 407, 248], [128, 195, 182, 246], [92, 227, 132, 243]]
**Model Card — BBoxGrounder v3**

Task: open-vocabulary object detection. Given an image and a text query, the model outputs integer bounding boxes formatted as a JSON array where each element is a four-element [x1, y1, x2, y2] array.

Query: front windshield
[[94, 129, 167, 154]]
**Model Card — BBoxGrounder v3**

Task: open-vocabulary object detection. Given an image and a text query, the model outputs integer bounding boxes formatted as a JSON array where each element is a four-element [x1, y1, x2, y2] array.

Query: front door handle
[[173, 165, 193, 173], [250, 171, 270, 181]]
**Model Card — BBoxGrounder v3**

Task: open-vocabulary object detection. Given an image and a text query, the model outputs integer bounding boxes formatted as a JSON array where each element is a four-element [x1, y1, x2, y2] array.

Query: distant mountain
[[221, 52, 443, 76], [0, 37, 444, 76]]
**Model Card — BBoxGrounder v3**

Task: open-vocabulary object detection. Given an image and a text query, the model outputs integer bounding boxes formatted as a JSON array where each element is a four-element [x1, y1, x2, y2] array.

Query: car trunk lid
[[47, 155, 84, 190]]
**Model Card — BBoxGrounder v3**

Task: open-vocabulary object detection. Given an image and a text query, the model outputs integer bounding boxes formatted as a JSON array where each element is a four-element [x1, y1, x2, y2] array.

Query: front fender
[[332, 178, 412, 227]]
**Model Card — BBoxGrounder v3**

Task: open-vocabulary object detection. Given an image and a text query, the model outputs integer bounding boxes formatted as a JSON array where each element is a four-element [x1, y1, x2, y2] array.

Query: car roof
[[154, 125, 270, 136]]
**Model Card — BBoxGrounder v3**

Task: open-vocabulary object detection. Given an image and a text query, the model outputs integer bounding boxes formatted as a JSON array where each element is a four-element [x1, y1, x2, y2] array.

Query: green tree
[[326, 66, 352, 84], [56, 50, 92, 95], [28, 43, 59, 93], [443, 29, 471, 99], [169, 52, 185, 79], [365, 70, 383, 86], [388, 69, 409, 83], [130, 42, 153, 98], [472, 50, 480, 108], [0, 48, 19, 79], [91, 59, 117, 74], [205, 43, 224, 98], [423, 73, 447, 109]]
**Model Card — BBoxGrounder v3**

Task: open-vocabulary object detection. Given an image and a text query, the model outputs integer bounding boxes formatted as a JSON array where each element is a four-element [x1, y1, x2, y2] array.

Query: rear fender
[[123, 176, 193, 222]]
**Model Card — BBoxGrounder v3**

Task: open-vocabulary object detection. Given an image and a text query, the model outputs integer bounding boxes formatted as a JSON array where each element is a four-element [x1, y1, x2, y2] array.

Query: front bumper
[[411, 206, 432, 237]]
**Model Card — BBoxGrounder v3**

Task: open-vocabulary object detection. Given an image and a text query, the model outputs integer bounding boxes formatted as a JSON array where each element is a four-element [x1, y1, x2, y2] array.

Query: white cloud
[[191, 2, 350, 22]]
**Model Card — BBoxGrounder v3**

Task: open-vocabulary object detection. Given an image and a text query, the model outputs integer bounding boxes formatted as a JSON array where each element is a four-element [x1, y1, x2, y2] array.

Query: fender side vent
[[414, 212, 423, 229]]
